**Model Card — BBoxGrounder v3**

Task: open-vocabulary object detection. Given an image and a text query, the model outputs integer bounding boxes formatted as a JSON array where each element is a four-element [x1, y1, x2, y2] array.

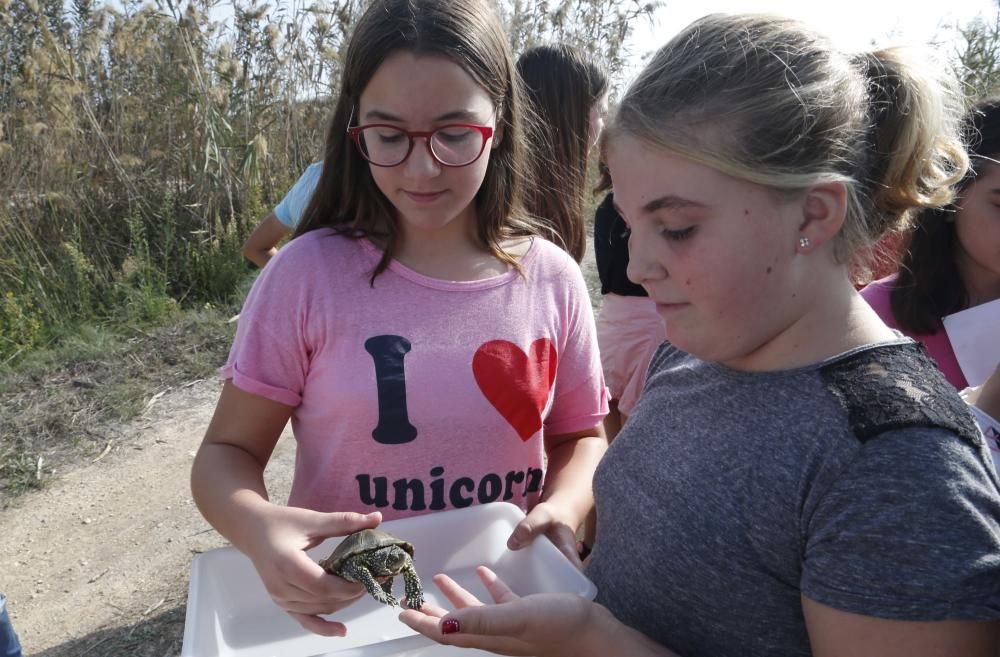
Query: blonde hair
[[611, 14, 968, 267]]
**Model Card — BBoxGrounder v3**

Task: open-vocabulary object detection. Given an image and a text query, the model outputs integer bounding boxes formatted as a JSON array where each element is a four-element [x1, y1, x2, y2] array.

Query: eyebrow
[[640, 195, 707, 214], [363, 108, 483, 122], [613, 195, 706, 219]]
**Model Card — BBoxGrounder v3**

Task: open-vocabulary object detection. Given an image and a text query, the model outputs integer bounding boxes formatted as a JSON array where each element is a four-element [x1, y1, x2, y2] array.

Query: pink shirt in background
[[860, 274, 968, 390], [223, 229, 608, 521]]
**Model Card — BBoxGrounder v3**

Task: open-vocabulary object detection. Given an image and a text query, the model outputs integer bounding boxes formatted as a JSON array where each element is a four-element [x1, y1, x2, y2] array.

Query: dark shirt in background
[[593, 192, 647, 298]]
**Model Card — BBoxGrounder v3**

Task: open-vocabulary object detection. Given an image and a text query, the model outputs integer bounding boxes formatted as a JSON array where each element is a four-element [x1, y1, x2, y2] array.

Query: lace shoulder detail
[[820, 342, 981, 445]]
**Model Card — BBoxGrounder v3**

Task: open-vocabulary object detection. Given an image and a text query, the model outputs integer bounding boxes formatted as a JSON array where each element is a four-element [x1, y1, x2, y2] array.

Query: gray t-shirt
[[586, 340, 1000, 657]]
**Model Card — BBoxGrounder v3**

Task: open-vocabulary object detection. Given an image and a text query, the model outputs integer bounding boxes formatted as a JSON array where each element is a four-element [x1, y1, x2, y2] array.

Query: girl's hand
[[507, 501, 583, 569], [398, 566, 596, 657], [244, 507, 382, 636]]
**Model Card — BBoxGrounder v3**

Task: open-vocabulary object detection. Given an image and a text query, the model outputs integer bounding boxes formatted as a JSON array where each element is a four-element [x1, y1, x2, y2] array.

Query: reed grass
[[0, 0, 655, 363]]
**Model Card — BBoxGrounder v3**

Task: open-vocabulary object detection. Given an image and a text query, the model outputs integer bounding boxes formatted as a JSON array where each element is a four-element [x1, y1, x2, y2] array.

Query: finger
[[506, 507, 552, 550], [266, 577, 319, 604], [398, 609, 532, 655], [307, 510, 382, 543], [278, 597, 363, 616], [432, 573, 485, 609], [287, 550, 367, 598], [287, 611, 347, 637], [398, 608, 447, 634], [475, 566, 519, 604], [400, 600, 449, 618], [447, 603, 530, 637], [548, 527, 584, 569]]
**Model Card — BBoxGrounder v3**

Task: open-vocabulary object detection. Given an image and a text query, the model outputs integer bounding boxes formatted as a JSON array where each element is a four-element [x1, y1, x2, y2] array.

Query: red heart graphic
[[472, 338, 558, 441]]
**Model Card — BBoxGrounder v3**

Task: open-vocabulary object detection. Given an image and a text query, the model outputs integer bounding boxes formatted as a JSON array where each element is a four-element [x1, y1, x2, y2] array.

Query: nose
[[625, 226, 665, 286], [403, 137, 441, 178]]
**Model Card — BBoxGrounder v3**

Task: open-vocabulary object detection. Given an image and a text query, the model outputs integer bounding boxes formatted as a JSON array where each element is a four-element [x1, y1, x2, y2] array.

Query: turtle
[[319, 528, 424, 610]]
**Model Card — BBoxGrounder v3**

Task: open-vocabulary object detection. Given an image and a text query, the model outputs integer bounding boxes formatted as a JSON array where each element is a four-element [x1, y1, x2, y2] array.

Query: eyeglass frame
[[346, 107, 496, 168]]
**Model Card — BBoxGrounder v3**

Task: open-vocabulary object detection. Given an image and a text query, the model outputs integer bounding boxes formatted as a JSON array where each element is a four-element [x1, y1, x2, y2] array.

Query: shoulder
[[594, 193, 616, 219], [646, 342, 691, 376], [819, 341, 981, 447], [268, 228, 365, 274], [859, 274, 903, 330], [859, 273, 896, 306], [300, 161, 324, 182], [287, 162, 323, 197], [524, 237, 582, 279]]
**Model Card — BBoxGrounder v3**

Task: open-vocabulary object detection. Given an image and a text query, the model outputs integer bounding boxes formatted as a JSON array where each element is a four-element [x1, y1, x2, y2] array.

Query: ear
[[491, 121, 504, 149], [795, 182, 847, 254]]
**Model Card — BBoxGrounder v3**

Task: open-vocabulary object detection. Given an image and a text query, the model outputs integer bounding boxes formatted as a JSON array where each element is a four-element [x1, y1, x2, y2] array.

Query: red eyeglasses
[[347, 113, 495, 168]]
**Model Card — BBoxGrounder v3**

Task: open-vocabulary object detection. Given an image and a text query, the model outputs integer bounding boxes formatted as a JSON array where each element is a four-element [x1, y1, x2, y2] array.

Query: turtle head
[[365, 545, 410, 576]]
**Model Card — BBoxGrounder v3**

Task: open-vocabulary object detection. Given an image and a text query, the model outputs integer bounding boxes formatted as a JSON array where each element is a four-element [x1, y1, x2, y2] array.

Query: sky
[[622, 0, 999, 84]]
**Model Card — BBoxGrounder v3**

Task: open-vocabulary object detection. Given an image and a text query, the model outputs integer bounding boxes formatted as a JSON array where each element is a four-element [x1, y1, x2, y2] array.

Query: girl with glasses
[[191, 0, 608, 638], [401, 13, 1000, 657], [241, 44, 610, 268]]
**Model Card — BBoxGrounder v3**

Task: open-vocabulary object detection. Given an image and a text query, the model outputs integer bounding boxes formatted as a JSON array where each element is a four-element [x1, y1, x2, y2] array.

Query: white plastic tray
[[181, 502, 597, 656]]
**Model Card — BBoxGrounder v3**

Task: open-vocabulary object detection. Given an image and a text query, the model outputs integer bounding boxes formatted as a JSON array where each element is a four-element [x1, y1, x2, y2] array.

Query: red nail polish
[[442, 619, 460, 635]]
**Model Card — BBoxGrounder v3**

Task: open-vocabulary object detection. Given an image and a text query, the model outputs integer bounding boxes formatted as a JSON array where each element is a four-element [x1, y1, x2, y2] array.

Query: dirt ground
[[0, 379, 296, 657]]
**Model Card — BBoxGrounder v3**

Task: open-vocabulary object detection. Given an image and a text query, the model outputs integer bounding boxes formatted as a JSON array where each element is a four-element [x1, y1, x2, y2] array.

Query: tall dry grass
[[0, 0, 655, 363]]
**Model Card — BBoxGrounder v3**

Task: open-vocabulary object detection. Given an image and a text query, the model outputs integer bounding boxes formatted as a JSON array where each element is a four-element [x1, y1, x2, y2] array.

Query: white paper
[[942, 298, 1000, 387]]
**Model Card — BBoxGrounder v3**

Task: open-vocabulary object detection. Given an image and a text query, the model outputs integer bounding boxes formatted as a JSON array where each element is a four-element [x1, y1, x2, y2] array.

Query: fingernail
[[507, 538, 520, 549], [442, 619, 460, 635]]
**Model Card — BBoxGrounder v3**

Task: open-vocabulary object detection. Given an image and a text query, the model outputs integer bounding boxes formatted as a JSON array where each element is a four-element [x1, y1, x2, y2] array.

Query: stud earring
[[798, 237, 811, 249]]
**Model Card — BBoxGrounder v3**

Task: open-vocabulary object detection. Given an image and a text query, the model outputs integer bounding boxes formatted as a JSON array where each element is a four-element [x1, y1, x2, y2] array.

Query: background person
[[517, 43, 609, 262], [0, 594, 23, 657], [861, 96, 1000, 391], [241, 162, 322, 267]]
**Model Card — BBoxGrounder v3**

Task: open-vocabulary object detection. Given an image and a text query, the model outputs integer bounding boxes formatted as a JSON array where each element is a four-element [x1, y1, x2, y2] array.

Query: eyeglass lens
[[357, 126, 485, 166]]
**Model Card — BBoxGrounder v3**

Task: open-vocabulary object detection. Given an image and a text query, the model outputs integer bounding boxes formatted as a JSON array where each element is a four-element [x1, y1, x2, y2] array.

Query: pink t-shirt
[[223, 229, 608, 520], [860, 274, 968, 389]]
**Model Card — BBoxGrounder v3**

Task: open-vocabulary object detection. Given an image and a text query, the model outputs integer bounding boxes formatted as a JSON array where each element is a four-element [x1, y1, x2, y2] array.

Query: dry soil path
[[0, 380, 296, 657]]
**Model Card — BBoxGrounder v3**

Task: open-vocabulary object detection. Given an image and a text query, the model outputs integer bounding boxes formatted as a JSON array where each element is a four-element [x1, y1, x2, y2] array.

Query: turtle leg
[[380, 577, 394, 599], [340, 559, 398, 607], [401, 564, 424, 610]]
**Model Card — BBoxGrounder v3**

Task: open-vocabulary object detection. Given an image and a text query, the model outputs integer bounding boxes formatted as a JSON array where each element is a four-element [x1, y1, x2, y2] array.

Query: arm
[[191, 381, 380, 635], [242, 212, 292, 268], [191, 380, 290, 548], [399, 567, 679, 657], [507, 425, 607, 564], [803, 596, 999, 657], [972, 364, 1000, 421]]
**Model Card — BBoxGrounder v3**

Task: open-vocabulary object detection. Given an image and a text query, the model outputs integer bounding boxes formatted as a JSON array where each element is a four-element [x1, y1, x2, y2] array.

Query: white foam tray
[[181, 503, 597, 656]]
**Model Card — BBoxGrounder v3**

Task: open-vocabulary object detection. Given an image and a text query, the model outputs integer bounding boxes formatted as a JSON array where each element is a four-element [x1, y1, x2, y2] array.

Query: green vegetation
[[0, 0, 656, 364]]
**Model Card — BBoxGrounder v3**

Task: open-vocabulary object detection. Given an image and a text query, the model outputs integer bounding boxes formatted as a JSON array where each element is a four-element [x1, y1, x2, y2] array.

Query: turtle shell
[[320, 528, 415, 573]]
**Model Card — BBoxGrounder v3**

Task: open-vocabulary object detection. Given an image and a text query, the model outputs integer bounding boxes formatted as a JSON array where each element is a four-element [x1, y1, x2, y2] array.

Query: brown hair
[[518, 44, 608, 262], [610, 13, 968, 269], [295, 0, 536, 278], [890, 96, 1000, 333]]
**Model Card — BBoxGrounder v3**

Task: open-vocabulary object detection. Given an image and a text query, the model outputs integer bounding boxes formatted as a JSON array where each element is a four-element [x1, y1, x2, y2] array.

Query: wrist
[[228, 495, 283, 559], [538, 495, 590, 533], [976, 398, 1000, 423], [564, 601, 621, 657]]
